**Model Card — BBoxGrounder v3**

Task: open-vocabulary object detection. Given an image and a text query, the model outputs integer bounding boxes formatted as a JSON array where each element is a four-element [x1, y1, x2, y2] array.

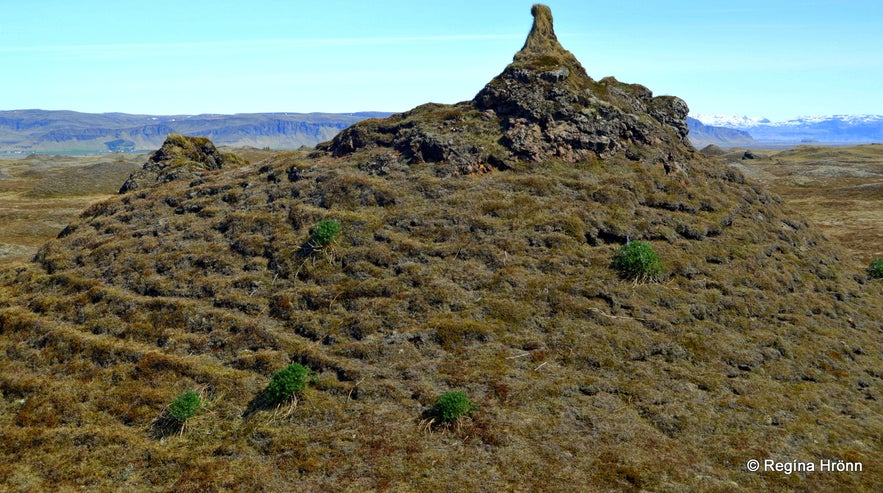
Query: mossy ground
[[0, 142, 880, 491]]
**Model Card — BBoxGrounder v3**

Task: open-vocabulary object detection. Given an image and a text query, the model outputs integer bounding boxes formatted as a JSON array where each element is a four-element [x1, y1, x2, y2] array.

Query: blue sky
[[1, 1, 881, 120]]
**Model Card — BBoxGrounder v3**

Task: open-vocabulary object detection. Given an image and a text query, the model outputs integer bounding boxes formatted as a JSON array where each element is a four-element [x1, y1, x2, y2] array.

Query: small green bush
[[430, 391, 476, 422], [265, 363, 311, 405], [310, 219, 341, 248], [168, 391, 201, 424], [870, 258, 883, 279], [612, 240, 663, 281]]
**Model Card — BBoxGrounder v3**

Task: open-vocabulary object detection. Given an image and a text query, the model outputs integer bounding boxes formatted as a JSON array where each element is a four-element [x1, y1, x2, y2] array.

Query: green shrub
[[310, 219, 341, 248], [430, 391, 476, 422], [264, 363, 311, 405], [870, 258, 883, 279], [611, 240, 663, 281], [168, 391, 201, 424]]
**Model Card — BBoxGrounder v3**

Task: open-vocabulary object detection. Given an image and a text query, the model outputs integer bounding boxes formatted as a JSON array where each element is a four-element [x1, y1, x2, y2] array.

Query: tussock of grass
[[611, 240, 664, 281]]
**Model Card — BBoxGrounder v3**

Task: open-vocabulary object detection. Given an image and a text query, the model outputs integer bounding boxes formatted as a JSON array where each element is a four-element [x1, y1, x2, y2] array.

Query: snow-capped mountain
[[690, 114, 883, 143], [691, 114, 772, 129]]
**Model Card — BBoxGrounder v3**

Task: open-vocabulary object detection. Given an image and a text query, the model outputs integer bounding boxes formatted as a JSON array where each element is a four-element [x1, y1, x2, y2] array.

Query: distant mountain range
[[2, 109, 880, 155], [0, 110, 391, 154], [691, 114, 883, 144], [685, 117, 756, 148]]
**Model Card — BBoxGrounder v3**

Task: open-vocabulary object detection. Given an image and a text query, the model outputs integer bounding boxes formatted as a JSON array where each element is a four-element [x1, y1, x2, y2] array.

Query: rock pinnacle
[[510, 4, 586, 77], [517, 4, 562, 56], [321, 3, 695, 172]]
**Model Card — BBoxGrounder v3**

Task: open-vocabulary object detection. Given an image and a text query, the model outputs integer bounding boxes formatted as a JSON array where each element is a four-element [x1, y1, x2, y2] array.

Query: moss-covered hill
[[1, 5, 881, 492]]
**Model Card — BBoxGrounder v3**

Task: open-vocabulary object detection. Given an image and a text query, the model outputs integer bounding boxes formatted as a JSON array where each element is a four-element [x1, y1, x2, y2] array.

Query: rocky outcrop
[[320, 3, 695, 174], [119, 133, 244, 193]]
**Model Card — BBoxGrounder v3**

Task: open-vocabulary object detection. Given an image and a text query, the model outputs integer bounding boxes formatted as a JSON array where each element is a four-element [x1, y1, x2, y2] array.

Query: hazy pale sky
[[2, 1, 881, 120]]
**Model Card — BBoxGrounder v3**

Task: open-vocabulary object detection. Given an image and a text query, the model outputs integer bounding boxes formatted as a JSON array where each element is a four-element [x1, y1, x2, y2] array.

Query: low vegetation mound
[[611, 240, 664, 281], [168, 390, 202, 424], [118, 133, 246, 193], [263, 363, 311, 405], [428, 391, 477, 424], [0, 5, 880, 492]]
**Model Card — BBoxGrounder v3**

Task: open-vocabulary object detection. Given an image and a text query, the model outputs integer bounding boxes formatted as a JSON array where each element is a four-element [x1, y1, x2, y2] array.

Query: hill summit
[[118, 133, 246, 193], [1, 4, 880, 491], [321, 3, 692, 174]]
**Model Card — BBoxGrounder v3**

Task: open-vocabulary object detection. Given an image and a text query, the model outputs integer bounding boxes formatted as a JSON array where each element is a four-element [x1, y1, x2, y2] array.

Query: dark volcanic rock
[[319, 3, 695, 174], [741, 150, 767, 160], [119, 133, 244, 193]]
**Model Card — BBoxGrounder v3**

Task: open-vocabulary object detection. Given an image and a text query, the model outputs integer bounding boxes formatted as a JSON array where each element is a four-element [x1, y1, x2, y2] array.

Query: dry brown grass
[[0, 154, 142, 263], [725, 144, 883, 263], [0, 139, 880, 491]]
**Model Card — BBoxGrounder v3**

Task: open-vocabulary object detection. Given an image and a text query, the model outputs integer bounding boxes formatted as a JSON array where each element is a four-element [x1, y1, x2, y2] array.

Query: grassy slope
[[0, 145, 880, 491]]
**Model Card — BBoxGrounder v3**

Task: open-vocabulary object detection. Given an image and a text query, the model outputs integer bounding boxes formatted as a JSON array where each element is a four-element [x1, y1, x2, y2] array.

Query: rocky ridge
[[320, 4, 693, 175]]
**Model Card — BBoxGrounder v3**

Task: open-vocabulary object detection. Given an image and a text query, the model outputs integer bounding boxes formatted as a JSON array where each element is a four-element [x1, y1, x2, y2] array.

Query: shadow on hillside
[[242, 390, 275, 419], [296, 239, 320, 258], [149, 414, 184, 440]]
